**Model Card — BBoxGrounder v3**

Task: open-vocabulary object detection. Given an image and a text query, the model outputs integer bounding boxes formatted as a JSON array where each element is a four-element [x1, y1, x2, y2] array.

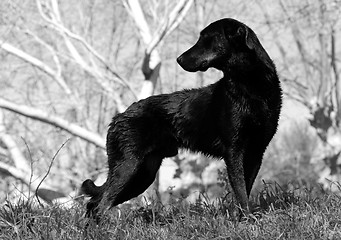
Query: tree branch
[[123, 0, 193, 99], [0, 110, 30, 171], [0, 41, 73, 96], [146, 0, 194, 55], [0, 98, 105, 149], [1, 36, 127, 113], [36, 0, 137, 99]]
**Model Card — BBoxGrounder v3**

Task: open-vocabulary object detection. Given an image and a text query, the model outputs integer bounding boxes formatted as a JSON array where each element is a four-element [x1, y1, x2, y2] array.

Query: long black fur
[[81, 18, 282, 219]]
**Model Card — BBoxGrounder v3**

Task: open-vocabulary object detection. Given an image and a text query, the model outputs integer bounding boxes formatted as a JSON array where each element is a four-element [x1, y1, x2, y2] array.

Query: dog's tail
[[80, 179, 106, 219], [80, 179, 102, 197]]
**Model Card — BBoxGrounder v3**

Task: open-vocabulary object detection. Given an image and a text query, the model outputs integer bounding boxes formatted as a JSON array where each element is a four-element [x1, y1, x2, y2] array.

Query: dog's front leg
[[224, 147, 249, 220]]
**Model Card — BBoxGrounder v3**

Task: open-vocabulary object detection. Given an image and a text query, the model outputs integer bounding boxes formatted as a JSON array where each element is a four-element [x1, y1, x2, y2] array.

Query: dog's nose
[[176, 55, 183, 64]]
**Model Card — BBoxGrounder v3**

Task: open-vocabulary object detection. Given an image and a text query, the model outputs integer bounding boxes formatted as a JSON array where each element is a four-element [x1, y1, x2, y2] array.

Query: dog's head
[[177, 18, 265, 72]]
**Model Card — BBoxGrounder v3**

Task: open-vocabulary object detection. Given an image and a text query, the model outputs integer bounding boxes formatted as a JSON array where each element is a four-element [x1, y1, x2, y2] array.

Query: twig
[[35, 139, 70, 206], [21, 137, 34, 199]]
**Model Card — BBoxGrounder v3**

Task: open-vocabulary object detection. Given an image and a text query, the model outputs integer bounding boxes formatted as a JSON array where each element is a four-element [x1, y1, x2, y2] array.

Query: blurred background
[[0, 0, 340, 206]]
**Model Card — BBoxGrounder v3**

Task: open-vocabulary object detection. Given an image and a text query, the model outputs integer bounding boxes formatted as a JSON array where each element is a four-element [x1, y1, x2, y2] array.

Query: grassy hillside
[[1, 183, 340, 240]]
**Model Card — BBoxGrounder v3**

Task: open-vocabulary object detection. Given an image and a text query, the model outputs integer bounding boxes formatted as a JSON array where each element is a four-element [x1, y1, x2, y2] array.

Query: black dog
[[81, 18, 282, 219]]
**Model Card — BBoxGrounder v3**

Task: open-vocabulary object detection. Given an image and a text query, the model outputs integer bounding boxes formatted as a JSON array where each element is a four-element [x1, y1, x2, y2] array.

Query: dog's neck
[[219, 60, 280, 101], [218, 50, 276, 78]]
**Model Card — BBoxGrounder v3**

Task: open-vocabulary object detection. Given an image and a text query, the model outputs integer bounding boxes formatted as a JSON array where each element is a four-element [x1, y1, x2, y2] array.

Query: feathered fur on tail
[[80, 179, 105, 220], [80, 179, 102, 197]]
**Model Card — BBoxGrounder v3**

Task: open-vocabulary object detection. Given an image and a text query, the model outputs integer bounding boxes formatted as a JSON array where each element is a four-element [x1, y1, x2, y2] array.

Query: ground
[[0, 183, 341, 240]]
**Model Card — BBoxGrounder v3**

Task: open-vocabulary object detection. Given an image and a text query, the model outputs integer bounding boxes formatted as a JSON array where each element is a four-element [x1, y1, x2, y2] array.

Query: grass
[[0, 183, 341, 240]]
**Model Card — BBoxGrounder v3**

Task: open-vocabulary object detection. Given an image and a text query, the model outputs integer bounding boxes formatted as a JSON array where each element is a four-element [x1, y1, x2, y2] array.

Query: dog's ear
[[237, 26, 258, 50]]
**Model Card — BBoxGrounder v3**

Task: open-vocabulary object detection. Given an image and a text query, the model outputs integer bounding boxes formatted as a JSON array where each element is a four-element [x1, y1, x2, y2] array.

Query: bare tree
[[259, 0, 341, 180], [123, 0, 193, 99]]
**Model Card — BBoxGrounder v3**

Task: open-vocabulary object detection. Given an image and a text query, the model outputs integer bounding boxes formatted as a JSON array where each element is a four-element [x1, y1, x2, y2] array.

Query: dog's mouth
[[199, 60, 209, 72], [177, 56, 210, 72]]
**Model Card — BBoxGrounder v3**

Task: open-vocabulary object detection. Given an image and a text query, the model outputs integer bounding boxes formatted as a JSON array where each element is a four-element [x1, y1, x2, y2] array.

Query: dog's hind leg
[[102, 152, 164, 208]]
